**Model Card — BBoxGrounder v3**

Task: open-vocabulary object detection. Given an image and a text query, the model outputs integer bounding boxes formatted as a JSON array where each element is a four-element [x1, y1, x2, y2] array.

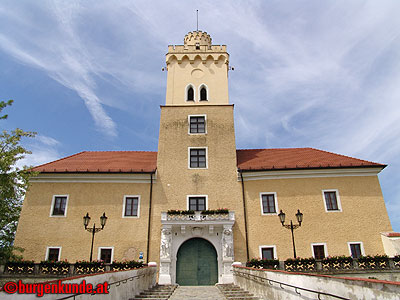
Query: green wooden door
[[176, 238, 218, 285]]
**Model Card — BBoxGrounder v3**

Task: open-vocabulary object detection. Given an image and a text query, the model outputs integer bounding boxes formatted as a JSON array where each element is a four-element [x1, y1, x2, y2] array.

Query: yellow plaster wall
[[243, 175, 392, 260], [14, 181, 151, 262]]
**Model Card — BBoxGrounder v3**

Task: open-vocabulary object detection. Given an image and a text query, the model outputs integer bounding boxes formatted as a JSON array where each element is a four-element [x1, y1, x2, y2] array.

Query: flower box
[[5, 260, 35, 274], [358, 255, 389, 269], [74, 261, 106, 274], [111, 260, 145, 271], [246, 258, 279, 269], [40, 260, 70, 275], [284, 257, 316, 272], [321, 256, 353, 271]]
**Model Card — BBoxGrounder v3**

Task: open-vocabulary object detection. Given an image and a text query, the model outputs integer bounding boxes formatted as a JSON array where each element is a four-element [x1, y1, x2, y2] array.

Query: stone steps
[[131, 284, 177, 300], [217, 284, 260, 300]]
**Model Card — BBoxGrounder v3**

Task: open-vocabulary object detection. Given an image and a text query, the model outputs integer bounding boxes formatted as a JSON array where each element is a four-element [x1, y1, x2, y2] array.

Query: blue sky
[[1, 1, 400, 231]]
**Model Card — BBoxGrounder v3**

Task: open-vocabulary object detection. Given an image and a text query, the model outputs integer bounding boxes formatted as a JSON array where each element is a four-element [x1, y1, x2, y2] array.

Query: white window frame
[[188, 114, 207, 135], [98, 247, 114, 263], [185, 84, 196, 102], [198, 83, 209, 101], [187, 195, 208, 210], [311, 243, 328, 259], [259, 192, 278, 215], [347, 241, 365, 258], [322, 189, 342, 212], [188, 147, 208, 169], [45, 246, 62, 261], [49, 195, 69, 217], [122, 195, 141, 218], [259, 245, 278, 260]]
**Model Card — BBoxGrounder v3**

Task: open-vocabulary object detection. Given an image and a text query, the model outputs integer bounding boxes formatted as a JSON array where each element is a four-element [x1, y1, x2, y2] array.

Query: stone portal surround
[[159, 211, 235, 284]]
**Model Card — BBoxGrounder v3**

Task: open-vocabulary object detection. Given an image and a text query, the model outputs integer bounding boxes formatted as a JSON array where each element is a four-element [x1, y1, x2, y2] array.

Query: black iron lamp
[[83, 212, 107, 262], [100, 212, 107, 229], [278, 209, 303, 258], [83, 212, 91, 229], [295, 209, 303, 225]]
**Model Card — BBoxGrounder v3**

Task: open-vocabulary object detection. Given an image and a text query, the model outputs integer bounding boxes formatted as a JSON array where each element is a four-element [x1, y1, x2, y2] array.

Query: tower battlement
[[184, 30, 212, 46], [166, 31, 228, 66]]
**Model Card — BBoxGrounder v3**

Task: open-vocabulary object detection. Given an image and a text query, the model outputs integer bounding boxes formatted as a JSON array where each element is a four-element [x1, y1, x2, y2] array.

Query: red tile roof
[[32, 151, 157, 173], [381, 232, 400, 237], [236, 148, 385, 171], [31, 148, 384, 173]]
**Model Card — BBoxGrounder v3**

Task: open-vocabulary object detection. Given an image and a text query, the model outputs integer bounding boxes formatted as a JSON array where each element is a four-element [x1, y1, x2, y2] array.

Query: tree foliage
[[0, 100, 36, 263]]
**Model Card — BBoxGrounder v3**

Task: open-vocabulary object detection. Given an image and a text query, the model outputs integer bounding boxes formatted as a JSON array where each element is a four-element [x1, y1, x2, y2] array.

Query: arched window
[[187, 86, 194, 101], [200, 86, 207, 101]]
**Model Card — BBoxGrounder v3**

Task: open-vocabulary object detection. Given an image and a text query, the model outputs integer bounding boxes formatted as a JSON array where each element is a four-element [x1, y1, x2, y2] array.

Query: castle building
[[14, 31, 394, 285]]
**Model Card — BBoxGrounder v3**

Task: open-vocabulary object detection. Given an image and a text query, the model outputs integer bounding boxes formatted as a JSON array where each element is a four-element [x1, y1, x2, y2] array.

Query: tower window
[[200, 86, 207, 101], [189, 115, 206, 134], [187, 86, 194, 101], [188, 197, 206, 211], [189, 148, 207, 168]]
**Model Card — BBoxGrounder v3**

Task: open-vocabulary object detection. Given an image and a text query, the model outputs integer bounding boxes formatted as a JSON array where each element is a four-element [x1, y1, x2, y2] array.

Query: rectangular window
[[313, 245, 326, 259], [188, 196, 206, 211], [189, 116, 206, 134], [323, 190, 341, 212], [189, 148, 207, 168], [261, 248, 274, 260], [50, 195, 68, 217], [349, 243, 363, 259], [124, 197, 139, 217], [259, 245, 277, 260], [324, 192, 338, 210], [261, 194, 276, 214], [46, 247, 61, 261], [99, 248, 113, 263]]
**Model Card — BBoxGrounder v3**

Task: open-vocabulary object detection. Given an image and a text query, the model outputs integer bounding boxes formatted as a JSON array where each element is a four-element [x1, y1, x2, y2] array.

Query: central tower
[[165, 31, 230, 105], [153, 31, 245, 284]]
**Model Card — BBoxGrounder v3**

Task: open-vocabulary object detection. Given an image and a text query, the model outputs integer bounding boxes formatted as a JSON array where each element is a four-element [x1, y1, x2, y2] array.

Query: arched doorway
[[176, 238, 218, 285]]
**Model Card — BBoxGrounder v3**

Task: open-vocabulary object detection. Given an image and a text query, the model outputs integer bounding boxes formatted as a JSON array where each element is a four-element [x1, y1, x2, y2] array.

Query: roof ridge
[[31, 151, 87, 170], [237, 147, 312, 151], [82, 150, 157, 153]]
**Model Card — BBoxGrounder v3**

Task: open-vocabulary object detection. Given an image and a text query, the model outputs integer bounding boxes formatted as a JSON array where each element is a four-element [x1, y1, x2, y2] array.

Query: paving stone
[[169, 286, 226, 300]]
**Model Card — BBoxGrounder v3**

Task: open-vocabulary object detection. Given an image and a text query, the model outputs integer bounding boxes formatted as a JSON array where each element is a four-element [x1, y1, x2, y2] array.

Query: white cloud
[[36, 135, 60, 147], [17, 134, 62, 168]]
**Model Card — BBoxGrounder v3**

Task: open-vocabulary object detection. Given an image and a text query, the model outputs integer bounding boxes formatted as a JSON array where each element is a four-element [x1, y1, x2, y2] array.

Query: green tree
[[0, 100, 36, 263]]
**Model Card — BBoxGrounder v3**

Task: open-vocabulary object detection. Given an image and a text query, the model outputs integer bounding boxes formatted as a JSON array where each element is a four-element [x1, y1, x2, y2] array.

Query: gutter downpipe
[[239, 169, 250, 261], [146, 171, 155, 263]]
